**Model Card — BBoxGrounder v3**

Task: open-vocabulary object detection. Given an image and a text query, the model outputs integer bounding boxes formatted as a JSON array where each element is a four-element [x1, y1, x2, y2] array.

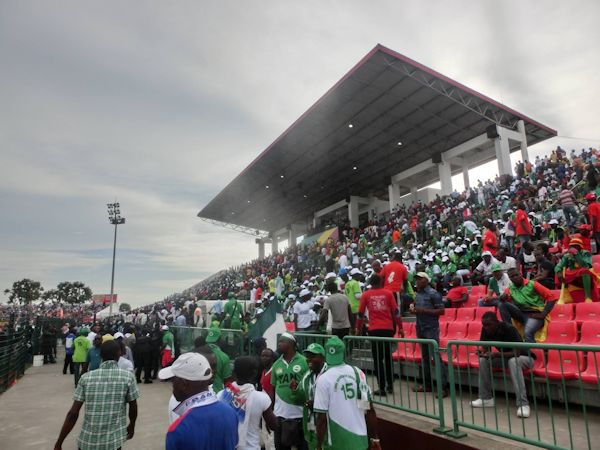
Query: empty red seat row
[[550, 302, 600, 325], [440, 306, 497, 323]]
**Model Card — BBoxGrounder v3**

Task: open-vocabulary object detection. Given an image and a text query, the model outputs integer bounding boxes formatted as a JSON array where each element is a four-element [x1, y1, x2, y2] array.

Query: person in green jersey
[[344, 269, 362, 319], [291, 343, 326, 450], [202, 327, 233, 393], [161, 325, 175, 368], [223, 292, 243, 330], [314, 337, 380, 450], [271, 332, 309, 450], [72, 328, 91, 387]]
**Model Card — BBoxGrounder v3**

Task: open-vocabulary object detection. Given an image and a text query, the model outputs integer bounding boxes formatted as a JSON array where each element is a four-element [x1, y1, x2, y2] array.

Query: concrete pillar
[[494, 127, 512, 176], [517, 120, 530, 163], [348, 196, 359, 228], [462, 165, 470, 189], [288, 228, 296, 247], [388, 184, 401, 212], [410, 186, 418, 204], [271, 237, 278, 255], [255, 238, 265, 260], [437, 159, 453, 195]]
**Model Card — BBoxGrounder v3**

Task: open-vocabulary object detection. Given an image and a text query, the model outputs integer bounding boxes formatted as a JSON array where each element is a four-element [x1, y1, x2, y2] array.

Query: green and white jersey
[[270, 353, 309, 419], [313, 364, 371, 450]]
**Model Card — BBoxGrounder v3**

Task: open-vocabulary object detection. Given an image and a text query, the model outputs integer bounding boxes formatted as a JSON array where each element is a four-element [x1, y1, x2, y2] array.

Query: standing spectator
[[63, 327, 76, 375], [380, 251, 409, 310], [41, 325, 56, 364], [134, 329, 153, 384], [514, 202, 533, 247], [161, 325, 175, 368], [313, 337, 381, 450], [218, 356, 277, 450], [482, 221, 498, 256], [559, 187, 578, 229], [290, 343, 326, 450], [585, 192, 600, 253], [54, 341, 139, 450], [160, 353, 238, 450], [470, 312, 534, 418], [84, 335, 103, 373], [270, 333, 309, 450], [259, 348, 276, 400], [499, 268, 557, 343], [344, 269, 363, 321], [320, 280, 352, 339], [411, 272, 448, 397], [72, 328, 91, 387], [293, 289, 316, 332], [223, 293, 243, 330], [356, 274, 403, 396]]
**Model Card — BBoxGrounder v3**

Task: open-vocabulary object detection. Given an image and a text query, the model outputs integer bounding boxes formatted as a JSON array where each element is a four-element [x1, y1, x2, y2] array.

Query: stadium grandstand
[[182, 44, 600, 449]]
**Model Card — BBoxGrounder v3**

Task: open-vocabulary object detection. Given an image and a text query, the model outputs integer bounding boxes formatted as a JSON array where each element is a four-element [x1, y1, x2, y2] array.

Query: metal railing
[[0, 319, 32, 393], [342, 335, 451, 434], [446, 340, 600, 450], [172, 326, 246, 360], [290, 332, 332, 351]]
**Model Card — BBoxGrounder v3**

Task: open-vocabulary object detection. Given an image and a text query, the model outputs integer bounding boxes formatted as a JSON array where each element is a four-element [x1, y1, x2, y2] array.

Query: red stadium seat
[[446, 322, 469, 340], [470, 285, 487, 297], [592, 254, 600, 265], [579, 321, 600, 344], [545, 321, 578, 344], [466, 321, 483, 340], [439, 308, 456, 323], [523, 348, 546, 376], [455, 307, 475, 322], [465, 294, 480, 308], [474, 306, 496, 321], [580, 352, 600, 384], [575, 302, 600, 325], [439, 321, 449, 338], [285, 322, 296, 332], [549, 303, 574, 322], [535, 349, 583, 380]]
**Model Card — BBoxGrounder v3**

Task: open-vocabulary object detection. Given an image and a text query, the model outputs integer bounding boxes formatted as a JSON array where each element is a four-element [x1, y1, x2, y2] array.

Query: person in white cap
[[294, 289, 315, 332], [344, 268, 363, 321], [161, 325, 175, 368], [161, 353, 239, 450], [471, 251, 500, 285]]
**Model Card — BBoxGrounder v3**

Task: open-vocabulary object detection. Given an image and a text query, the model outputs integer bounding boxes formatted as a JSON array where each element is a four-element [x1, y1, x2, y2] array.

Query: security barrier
[[0, 318, 32, 393], [172, 326, 245, 360], [342, 335, 451, 434], [446, 340, 600, 450], [290, 332, 331, 351]]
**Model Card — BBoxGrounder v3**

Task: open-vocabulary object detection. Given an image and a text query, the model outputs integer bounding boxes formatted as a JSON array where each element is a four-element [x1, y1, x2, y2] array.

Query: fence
[[172, 326, 246, 360], [343, 335, 451, 434], [446, 340, 600, 450], [0, 317, 33, 393]]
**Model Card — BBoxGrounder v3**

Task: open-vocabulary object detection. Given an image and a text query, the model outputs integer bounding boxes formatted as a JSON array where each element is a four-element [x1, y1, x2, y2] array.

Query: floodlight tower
[[107, 202, 125, 319]]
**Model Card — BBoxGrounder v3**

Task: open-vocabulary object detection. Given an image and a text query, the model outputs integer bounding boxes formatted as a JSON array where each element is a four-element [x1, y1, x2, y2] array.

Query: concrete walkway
[[0, 352, 172, 450]]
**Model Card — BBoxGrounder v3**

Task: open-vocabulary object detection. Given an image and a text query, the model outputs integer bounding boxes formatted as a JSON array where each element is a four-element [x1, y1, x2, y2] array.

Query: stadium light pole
[[107, 202, 125, 319]]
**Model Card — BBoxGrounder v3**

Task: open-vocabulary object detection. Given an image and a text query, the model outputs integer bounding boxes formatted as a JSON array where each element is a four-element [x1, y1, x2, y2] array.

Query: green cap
[[325, 337, 345, 366], [206, 327, 221, 343], [491, 263, 503, 272], [303, 343, 325, 357], [227, 292, 236, 299], [79, 328, 89, 336]]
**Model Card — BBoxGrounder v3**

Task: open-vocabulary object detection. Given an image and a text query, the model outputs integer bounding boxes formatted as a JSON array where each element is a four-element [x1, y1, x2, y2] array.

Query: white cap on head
[[325, 272, 337, 279], [299, 288, 312, 298], [113, 332, 124, 339], [350, 268, 362, 276], [161, 325, 169, 331], [158, 352, 212, 381], [482, 251, 492, 257]]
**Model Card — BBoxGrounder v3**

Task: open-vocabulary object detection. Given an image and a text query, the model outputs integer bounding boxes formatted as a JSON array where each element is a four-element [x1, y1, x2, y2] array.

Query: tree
[[42, 289, 60, 304], [119, 302, 131, 313], [3, 279, 44, 305], [53, 281, 93, 305]]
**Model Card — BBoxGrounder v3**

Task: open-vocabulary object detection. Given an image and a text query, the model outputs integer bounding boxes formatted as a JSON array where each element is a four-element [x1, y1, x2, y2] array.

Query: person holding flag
[[556, 237, 599, 303]]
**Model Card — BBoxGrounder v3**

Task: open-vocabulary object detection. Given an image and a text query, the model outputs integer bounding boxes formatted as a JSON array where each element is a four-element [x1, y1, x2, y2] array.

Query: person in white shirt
[[217, 356, 277, 450], [496, 247, 517, 271], [294, 289, 315, 332], [472, 251, 500, 285]]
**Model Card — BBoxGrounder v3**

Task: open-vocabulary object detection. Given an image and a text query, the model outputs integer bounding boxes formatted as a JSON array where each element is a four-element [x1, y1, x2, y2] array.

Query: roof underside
[[198, 44, 557, 233]]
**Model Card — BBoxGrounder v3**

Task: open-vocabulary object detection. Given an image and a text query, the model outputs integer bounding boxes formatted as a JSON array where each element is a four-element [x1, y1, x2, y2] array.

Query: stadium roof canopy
[[198, 44, 556, 234]]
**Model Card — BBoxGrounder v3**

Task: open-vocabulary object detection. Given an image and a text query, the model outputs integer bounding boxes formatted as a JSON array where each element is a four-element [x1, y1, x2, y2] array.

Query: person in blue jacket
[[160, 352, 238, 450]]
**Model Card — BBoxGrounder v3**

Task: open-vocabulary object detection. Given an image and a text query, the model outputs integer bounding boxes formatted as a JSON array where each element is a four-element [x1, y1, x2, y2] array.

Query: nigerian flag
[[247, 300, 287, 350]]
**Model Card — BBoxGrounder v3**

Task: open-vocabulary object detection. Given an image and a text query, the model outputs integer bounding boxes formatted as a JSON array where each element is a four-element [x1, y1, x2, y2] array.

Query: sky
[[1, 1, 599, 306]]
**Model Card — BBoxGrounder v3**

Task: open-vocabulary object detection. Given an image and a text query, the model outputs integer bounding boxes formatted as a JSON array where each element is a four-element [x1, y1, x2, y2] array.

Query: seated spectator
[[555, 237, 597, 303], [479, 264, 510, 307], [471, 251, 500, 285], [443, 277, 468, 308], [470, 312, 534, 419], [532, 246, 556, 289]]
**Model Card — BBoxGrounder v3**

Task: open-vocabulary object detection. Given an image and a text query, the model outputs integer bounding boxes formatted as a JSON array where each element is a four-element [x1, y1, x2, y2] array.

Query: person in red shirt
[[356, 274, 403, 396], [381, 251, 409, 309], [586, 192, 600, 253], [392, 228, 401, 244], [443, 277, 468, 308], [482, 221, 498, 256], [514, 203, 533, 246], [259, 348, 276, 401]]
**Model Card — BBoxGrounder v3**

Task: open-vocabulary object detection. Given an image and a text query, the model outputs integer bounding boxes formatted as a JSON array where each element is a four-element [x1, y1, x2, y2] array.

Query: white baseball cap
[[158, 352, 212, 381], [325, 272, 337, 279], [161, 325, 169, 331], [350, 268, 362, 276], [299, 288, 312, 297], [113, 332, 124, 339]]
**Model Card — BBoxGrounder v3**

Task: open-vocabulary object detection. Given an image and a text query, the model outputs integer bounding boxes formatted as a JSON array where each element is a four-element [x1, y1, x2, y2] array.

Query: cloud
[[1, 1, 599, 306]]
